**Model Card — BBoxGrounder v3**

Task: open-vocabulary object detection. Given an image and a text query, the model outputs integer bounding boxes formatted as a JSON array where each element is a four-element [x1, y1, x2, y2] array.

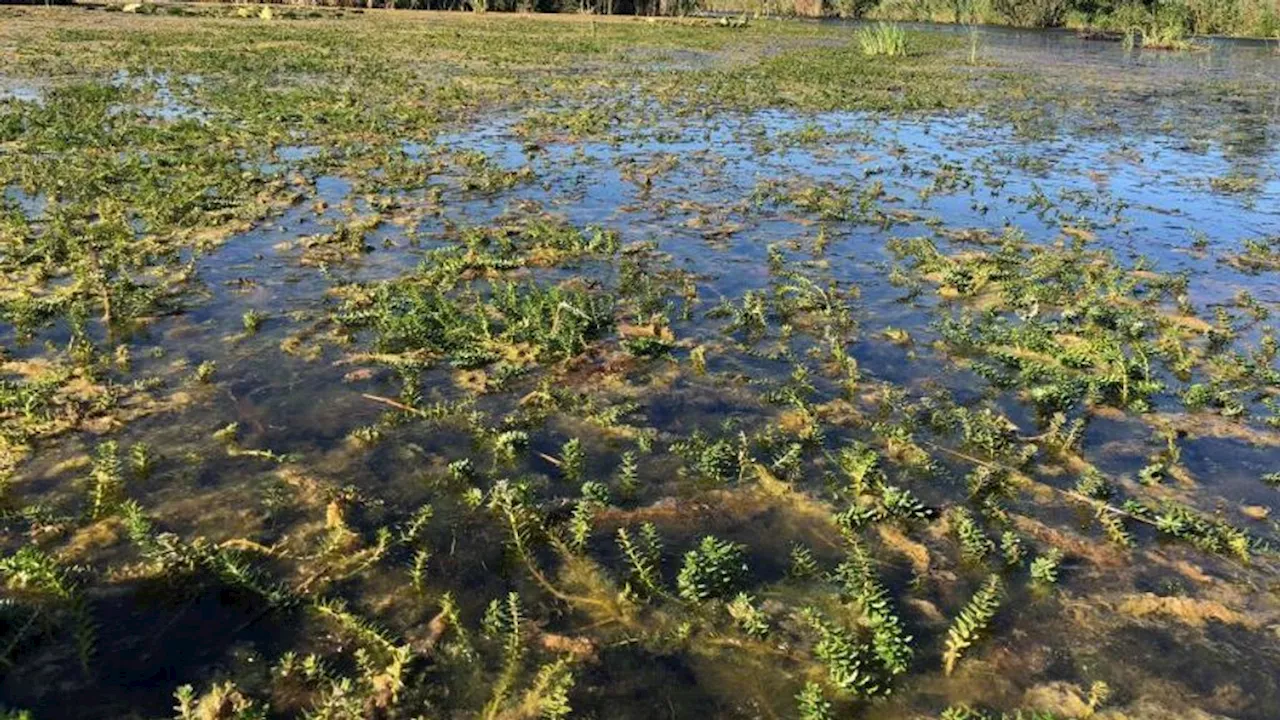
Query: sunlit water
[[3, 21, 1280, 720]]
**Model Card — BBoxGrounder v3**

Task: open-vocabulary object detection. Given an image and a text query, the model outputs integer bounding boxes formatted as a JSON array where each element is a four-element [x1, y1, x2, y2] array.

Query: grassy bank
[[705, 0, 1280, 39], [36, 0, 1280, 37]]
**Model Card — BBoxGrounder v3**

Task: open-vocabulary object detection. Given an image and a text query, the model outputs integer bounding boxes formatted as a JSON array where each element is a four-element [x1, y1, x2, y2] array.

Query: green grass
[[856, 21, 907, 57]]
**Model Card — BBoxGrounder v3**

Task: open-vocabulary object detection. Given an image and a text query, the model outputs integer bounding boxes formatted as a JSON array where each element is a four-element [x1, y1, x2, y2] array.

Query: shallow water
[[2, 13, 1280, 720]]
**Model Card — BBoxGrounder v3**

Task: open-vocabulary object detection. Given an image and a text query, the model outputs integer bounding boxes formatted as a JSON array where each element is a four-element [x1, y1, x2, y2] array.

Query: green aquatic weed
[[726, 592, 770, 638], [560, 437, 585, 483], [616, 450, 639, 498], [617, 523, 664, 598], [795, 680, 834, 720], [950, 506, 994, 562], [942, 574, 1002, 676], [0, 545, 96, 676], [87, 440, 124, 521], [1000, 531, 1025, 567], [802, 607, 884, 697], [789, 543, 821, 580], [833, 541, 913, 677], [1029, 549, 1064, 586], [677, 535, 747, 603]]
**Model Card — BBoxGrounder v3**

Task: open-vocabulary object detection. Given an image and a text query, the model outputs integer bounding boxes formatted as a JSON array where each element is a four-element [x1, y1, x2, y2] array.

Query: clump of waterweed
[[677, 536, 747, 603]]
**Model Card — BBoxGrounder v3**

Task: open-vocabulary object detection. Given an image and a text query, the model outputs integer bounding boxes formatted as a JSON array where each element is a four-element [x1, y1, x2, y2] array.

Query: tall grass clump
[[1119, 10, 1199, 51], [857, 23, 908, 56]]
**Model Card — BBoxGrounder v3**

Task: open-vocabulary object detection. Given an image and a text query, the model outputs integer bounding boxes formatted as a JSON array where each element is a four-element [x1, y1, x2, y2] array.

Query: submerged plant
[[129, 442, 156, 480], [950, 507, 994, 562], [521, 657, 576, 720], [617, 523, 664, 597], [1126, 500, 1252, 560], [726, 592, 770, 638], [616, 450, 639, 498], [789, 543, 821, 579], [796, 680, 834, 720], [172, 682, 266, 720], [802, 608, 885, 697], [672, 430, 743, 485], [87, 440, 124, 521], [942, 574, 1002, 676], [0, 546, 96, 675], [1029, 549, 1064, 585], [676, 536, 747, 603], [1000, 531, 1025, 567], [4, 10, 1280, 718], [560, 437, 585, 483]]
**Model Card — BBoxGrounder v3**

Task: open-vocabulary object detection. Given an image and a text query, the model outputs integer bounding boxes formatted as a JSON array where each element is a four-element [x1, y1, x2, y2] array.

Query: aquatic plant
[[560, 437, 585, 482], [617, 523, 665, 598], [1097, 510, 1134, 548], [672, 430, 744, 485], [789, 543, 822, 579], [839, 442, 884, 495], [802, 607, 885, 697], [677, 535, 748, 603], [1074, 467, 1114, 501], [950, 506, 994, 562], [242, 309, 265, 334], [942, 574, 1002, 676], [409, 547, 431, 595], [1, 8, 1277, 718], [479, 592, 531, 717], [1085, 680, 1111, 717], [482, 592, 526, 656], [1040, 413, 1087, 456], [173, 682, 266, 720], [727, 592, 770, 638], [341, 278, 615, 369], [86, 439, 124, 520], [0, 546, 96, 675], [833, 542, 914, 677], [129, 442, 155, 480], [194, 361, 217, 384], [1125, 499, 1252, 560], [521, 658, 576, 720], [616, 450, 639, 498], [1000, 531, 1025, 567], [1029, 549, 1064, 585], [492, 430, 530, 467], [879, 484, 934, 522], [567, 481, 607, 549], [940, 706, 1065, 720], [796, 680, 834, 720]]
